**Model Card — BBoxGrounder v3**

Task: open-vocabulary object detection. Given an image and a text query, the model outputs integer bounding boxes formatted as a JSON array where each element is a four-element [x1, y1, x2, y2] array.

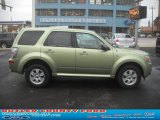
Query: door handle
[[45, 49, 54, 54], [79, 51, 88, 55]]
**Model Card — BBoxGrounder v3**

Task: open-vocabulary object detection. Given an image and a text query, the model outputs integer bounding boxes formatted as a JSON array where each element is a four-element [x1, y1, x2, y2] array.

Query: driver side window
[[76, 33, 103, 49]]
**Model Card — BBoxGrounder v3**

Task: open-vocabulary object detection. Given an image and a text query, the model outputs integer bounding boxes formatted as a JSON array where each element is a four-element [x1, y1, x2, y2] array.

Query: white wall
[[32, 0, 35, 27]]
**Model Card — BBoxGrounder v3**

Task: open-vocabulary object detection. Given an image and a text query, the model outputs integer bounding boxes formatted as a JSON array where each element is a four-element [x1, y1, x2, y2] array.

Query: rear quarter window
[[18, 31, 44, 45]]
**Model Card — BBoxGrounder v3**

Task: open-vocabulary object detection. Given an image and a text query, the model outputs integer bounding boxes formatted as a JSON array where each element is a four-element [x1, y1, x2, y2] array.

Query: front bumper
[[144, 63, 152, 78]]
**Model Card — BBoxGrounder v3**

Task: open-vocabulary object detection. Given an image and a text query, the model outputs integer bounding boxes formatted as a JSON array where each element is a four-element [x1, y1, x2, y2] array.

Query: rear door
[[41, 31, 76, 74]]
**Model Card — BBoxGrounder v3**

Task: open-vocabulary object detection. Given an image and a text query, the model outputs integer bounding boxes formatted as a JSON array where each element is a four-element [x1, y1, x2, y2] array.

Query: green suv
[[9, 28, 152, 88]]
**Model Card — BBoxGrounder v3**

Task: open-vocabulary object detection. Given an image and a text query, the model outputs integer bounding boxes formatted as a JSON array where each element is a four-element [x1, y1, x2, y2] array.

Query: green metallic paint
[[9, 28, 152, 79], [76, 48, 113, 74], [41, 46, 76, 74]]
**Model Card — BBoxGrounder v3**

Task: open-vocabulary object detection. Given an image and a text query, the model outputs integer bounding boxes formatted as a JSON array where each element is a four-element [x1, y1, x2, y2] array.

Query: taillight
[[11, 48, 18, 58], [8, 59, 14, 64], [133, 38, 135, 42], [115, 39, 119, 43]]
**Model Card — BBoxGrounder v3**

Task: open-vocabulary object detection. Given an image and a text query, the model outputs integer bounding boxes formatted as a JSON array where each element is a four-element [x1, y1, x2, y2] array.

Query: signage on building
[[40, 18, 106, 24], [128, 6, 147, 20], [124, 20, 136, 26]]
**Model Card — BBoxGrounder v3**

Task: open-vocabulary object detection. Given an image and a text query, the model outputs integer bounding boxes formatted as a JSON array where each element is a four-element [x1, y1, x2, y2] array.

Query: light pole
[[150, 7, 155, 35], [134, 0, 142, 48], [0, 1, 13, 11], [0, 0, 13, 32]]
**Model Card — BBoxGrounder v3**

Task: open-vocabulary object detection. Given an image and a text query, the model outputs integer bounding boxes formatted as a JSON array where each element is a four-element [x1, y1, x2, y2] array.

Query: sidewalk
[[0, 48, 11, 51], [138, 38, 156, 48], [0, 48, 11, 56]]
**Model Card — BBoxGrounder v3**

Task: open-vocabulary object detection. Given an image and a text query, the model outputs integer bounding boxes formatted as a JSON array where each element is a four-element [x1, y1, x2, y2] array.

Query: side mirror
[[101, 44, 110, 51]]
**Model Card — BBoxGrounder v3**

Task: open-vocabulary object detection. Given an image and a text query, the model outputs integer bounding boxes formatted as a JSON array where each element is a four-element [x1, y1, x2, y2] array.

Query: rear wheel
[[117, 65, 142, 88], [25, 64, 50, 88]]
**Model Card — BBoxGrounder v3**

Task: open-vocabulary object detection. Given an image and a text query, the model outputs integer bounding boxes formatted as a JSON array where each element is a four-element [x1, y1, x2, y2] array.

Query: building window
[[69, 26, 85, 29], [116, 11, 128, 18], [61, 9, 85, 16], [116, 0, 134, 5], [36, 0, 57, 3], [116, 27, 128, 33], [61, 0, 86, 4], [89, 26, 112, 35], [89, 0, 113, 5], [89, 10, 113, 17], [36, 9, 57, 16]]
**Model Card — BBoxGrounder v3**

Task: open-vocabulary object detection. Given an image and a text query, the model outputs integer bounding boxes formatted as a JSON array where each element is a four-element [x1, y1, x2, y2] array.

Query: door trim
[[56, 73, 111, 78]]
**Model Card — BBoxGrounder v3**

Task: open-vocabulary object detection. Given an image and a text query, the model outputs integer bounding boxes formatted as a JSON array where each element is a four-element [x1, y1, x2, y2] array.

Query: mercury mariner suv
[[9, 28, 152, 88]]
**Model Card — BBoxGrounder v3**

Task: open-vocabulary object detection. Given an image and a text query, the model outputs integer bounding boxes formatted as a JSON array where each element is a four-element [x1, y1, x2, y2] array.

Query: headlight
[[144, 55, 151, 63]]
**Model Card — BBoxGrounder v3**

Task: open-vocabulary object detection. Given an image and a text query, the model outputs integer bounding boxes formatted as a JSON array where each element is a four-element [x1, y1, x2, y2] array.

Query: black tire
[[155, 47, 159, 53], [116, 65, 142, 89], [25, 64, 50, 88]]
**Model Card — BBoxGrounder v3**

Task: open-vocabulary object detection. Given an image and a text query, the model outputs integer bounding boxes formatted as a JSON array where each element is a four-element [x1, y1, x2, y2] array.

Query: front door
[[75, 33, 114, 75]]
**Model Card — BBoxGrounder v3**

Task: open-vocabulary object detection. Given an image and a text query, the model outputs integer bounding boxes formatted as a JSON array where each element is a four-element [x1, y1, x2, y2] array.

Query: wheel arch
[[115, 62, 144, 78], [22, 59, 52, 76]]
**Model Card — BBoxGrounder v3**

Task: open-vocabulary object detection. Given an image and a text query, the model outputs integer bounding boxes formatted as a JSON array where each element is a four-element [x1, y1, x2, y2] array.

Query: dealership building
[[32, 0, 136, 34]]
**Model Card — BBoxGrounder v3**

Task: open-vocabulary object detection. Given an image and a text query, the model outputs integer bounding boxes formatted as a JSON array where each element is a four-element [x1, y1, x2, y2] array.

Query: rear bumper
[[8, 58, 20, 73], [116, 43, 136, 48]]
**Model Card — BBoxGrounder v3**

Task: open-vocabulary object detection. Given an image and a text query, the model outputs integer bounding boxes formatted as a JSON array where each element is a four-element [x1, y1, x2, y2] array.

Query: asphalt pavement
[[0, 45, 160, 109]]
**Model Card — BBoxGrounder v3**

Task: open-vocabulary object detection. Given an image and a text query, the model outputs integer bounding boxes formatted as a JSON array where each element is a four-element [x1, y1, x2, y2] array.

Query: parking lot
[[0, 38, 160, 109]]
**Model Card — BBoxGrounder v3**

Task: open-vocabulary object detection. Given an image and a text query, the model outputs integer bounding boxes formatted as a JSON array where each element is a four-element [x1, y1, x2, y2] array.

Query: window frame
[[73, 32, 105, 50], [18, 31, 44, 46]]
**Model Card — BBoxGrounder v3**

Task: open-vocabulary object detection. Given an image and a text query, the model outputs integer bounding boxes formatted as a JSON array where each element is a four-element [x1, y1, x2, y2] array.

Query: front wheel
[[117, 65, 142, 88], [25, 64, 50, 88]]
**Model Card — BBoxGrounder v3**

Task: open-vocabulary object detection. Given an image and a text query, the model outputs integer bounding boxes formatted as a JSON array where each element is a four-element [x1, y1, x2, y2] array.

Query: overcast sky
[[141, 0, 159, 26], [0, 0, 159, 26], [0, 0, 32, 21]]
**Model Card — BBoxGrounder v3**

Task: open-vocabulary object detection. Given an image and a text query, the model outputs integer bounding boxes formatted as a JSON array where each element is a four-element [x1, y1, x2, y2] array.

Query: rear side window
[[44, 32, 72, 47], [18, 31, 44, 45], [3, 34, 12, 38], [116, 35, 125, 38], [0, 34, 12, 38], [126, 35, 131, 38]]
